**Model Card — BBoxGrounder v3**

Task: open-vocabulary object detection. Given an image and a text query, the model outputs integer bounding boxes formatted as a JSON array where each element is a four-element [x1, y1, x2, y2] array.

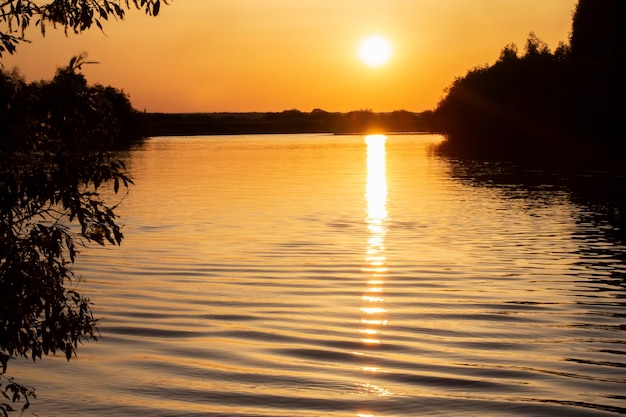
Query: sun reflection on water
[[356, 135, 396, 411], [360, 134, 388, 346]]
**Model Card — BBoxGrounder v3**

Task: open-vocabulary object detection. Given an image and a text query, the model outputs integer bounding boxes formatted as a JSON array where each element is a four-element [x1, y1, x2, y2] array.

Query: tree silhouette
[[0, 57, 143, 414], [569, 0, 625, 155], [570, 0, 625, 63], [434, 0, 625, 167], [0, 0, 166, 56], [1, 1, 161, 413]]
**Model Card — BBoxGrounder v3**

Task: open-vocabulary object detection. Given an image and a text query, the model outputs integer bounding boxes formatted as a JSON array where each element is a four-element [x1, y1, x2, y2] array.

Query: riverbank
[[139, 109, 437, 137]]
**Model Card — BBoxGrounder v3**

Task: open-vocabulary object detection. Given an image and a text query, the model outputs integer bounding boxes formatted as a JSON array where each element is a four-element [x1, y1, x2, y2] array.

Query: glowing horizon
[[1, 1, 578, 113]]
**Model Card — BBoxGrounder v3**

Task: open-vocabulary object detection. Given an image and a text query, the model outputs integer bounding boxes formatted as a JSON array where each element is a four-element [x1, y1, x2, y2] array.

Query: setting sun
[[358, 35, 393, 68]]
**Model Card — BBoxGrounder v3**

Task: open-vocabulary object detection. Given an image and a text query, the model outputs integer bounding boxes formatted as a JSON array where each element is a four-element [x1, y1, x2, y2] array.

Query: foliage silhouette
[[434, 0, 625, 168], [0, 56, 142, 414], [141, 109, 435, 136], [0, 0, 166, 56]]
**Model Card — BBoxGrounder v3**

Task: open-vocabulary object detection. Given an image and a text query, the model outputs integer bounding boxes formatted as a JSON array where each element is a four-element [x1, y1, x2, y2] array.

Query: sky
[[1, 1, 579, 113]]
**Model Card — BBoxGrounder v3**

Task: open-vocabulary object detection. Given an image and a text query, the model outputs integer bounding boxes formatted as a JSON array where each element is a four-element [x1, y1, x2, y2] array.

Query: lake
[[12, 134, 626, 416]]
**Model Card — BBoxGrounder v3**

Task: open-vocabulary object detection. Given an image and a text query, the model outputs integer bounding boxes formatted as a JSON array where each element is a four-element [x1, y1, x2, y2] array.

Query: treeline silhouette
[[140, 109, 436, 136], [1, 63, 143, 152], [434, 0, 625, 167]]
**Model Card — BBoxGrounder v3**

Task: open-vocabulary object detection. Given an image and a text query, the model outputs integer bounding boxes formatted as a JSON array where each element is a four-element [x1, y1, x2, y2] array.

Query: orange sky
[[1, 1, 578, 113]]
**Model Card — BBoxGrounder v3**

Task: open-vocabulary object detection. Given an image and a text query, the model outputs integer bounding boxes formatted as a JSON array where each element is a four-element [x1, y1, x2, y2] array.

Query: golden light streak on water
[[360, 134, 388, 349]]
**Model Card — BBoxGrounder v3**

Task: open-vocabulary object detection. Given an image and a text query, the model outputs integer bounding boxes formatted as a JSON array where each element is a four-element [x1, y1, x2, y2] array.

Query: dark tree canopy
[[570, 0, 626, 63], [0, 0, 167, 56], [434, 0, 625, 167]]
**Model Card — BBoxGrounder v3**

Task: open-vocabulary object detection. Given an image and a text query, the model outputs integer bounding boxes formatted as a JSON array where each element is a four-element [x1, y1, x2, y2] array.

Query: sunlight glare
[[358, 35, 393, 68], [365, 135, 388, 222]]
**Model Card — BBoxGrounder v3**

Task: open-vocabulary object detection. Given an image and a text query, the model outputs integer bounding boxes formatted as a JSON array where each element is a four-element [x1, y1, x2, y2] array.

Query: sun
[[358, 35, 393, 68]]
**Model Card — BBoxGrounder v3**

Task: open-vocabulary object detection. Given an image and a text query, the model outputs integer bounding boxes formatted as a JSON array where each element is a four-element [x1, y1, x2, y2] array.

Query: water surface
[[13, 134, 626, 416]]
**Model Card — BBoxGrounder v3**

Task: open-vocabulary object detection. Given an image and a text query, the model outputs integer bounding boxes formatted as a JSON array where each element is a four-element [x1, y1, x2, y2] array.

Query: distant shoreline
[[139, 110, 438, 137]]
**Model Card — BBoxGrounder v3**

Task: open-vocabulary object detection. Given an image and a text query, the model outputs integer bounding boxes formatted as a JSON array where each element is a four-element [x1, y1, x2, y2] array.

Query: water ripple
[[12, 135, 626, 417]]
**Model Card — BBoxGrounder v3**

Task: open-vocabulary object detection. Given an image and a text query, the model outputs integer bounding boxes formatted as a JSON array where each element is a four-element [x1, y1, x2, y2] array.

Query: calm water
[[12, 134, 626, 416]]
